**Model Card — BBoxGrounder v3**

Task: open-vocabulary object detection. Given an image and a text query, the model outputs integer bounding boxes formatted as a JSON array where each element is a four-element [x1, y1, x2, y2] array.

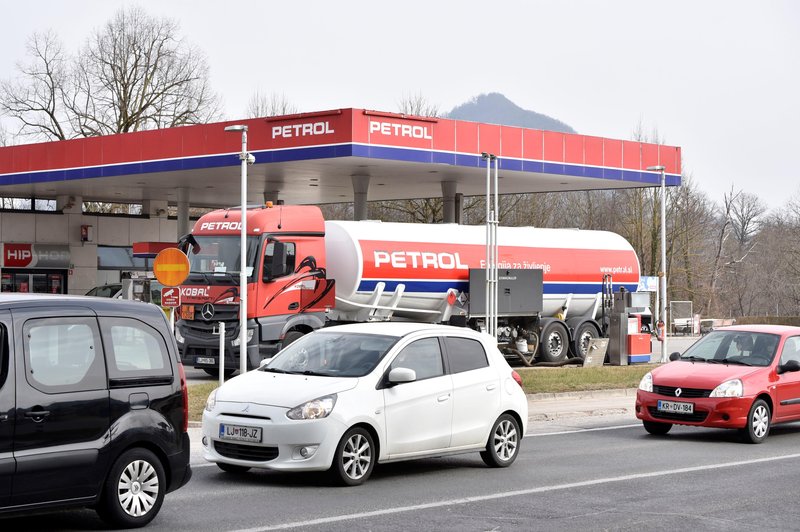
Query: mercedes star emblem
[[675, 388, 682, 397], [201, 303, 215, 321]]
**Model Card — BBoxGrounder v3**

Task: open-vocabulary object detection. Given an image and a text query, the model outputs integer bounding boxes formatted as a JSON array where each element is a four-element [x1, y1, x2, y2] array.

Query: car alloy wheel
[[331, 427, 375, 486], [481, 414, 521, 467]]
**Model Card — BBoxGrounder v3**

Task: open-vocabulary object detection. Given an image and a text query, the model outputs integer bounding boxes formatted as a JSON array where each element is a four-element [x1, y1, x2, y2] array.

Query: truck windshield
[[186, 236, 260, 278]]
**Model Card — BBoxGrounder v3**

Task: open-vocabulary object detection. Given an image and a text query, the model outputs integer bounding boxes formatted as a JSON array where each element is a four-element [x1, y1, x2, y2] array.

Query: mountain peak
[[446, 93, 575, 134]]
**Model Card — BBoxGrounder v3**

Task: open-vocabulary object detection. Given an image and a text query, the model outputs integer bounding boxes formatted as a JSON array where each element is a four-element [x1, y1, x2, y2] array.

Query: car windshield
[[679, 330, 780, 367], [263, 332, 398, 377]]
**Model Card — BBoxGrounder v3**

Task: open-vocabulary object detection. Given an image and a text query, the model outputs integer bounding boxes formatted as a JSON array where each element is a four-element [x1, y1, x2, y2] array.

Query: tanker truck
[[175, 204, 642, 376]]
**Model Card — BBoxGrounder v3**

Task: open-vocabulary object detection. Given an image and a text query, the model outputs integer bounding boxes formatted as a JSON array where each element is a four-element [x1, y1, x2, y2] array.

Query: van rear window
[[101, 317, 172, 381]]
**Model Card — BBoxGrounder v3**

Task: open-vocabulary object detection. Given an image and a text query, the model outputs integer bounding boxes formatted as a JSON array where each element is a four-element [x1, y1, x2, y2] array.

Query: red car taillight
[[512, 370, 523, 388], [178, 362, 188, 433]]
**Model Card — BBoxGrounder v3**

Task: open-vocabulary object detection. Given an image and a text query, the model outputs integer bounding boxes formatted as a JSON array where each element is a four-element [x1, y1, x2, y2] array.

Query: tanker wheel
[[539, 323, 569, 363], [571, 323, 599, 360]]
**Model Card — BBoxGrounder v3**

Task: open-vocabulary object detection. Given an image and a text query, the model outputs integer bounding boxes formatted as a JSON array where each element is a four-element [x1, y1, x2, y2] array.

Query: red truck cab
[[175, 204, 334, 375]]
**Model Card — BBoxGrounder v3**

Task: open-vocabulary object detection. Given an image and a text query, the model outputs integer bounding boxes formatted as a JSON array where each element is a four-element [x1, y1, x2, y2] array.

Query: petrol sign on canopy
[[153, 248, 190, 287]]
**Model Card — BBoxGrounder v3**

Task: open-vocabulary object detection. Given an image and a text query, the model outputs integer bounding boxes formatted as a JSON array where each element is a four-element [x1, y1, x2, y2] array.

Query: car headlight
[[174, 327, 184, 344], [205, 388, 218, 412], [231, 329, 255, 347], [638, 372, 653, 392], [710, 379, 743, 397], [286, 394, 337, 420]]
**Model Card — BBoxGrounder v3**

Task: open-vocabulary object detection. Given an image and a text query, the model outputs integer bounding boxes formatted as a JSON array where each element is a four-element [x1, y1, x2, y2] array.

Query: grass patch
[[518, 364, 656, 394], [188, 382, 217, 423], [187, 364, 657, 422]]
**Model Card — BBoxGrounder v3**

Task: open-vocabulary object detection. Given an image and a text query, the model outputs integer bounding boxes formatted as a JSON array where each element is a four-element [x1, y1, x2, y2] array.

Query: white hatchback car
[[202, 323, 528, 485]]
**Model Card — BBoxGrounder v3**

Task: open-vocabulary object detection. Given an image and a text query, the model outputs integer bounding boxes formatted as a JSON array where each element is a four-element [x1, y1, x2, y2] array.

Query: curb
[[527, 387, 638, 401]]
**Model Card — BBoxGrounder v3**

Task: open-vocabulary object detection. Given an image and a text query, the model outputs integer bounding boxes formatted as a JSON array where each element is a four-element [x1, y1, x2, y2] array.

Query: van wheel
[[481, 414, 521, 467], [97, 448, 165, 528], [539, 322, 569, 362]]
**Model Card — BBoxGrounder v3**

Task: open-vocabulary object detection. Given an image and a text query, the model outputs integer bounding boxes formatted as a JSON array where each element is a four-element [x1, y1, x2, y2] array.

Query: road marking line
[[528, 423, 640, 437], [228, 452, 800, 532]]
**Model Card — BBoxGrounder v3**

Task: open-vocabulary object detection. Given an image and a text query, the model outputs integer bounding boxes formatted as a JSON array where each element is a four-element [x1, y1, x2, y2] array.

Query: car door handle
[[486, 384, 497, 391], [25, 410, 51, 422], [437, 394, 451, 402]]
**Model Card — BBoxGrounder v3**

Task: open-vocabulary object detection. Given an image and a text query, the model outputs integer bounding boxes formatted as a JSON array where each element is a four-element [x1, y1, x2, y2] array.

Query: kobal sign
[[1, 243, 70, 268]]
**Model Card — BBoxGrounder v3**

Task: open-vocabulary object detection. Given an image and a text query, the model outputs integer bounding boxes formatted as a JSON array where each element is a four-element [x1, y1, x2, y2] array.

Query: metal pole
[[219, 321, 226, 387], [492, 156, 499, 337], [660, 167, 668, 362], [239, 129, 248, 374], [483, 153, 492, 336]]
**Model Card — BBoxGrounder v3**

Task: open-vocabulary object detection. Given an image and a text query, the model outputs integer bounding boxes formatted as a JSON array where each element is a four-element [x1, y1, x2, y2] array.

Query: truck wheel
[[281, 330, 304, 350], [96, 448, 165, 528], [539, 322, 569, 363], [571, 323, 599, 360]]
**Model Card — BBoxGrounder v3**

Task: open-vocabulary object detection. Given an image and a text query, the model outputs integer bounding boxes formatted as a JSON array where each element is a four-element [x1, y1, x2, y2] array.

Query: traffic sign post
[[153, 248, 190, 287]]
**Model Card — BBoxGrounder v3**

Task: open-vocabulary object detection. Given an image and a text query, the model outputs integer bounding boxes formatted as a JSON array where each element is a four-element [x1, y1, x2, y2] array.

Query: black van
[[0, 294, 191, 528]]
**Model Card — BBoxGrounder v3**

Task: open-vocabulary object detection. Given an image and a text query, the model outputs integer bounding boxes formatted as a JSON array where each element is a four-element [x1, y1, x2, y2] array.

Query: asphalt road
[[7, 413, 800, 531]]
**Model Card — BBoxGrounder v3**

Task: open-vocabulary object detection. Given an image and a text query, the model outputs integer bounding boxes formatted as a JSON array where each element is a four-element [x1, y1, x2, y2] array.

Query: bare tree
[[0, 7, 220, 141], [245, 91, 298, 118], [397, 91, 439, 117], [730, 192, 767, 247], [0, 31, 71, 140]]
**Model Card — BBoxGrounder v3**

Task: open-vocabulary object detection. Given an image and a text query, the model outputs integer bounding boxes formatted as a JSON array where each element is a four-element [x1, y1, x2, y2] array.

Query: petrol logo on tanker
[[360, 241, 639, 284]]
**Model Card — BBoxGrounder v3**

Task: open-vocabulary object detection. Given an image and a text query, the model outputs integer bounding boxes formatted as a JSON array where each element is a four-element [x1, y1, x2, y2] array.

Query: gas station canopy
[[0, 108, 681, 207]]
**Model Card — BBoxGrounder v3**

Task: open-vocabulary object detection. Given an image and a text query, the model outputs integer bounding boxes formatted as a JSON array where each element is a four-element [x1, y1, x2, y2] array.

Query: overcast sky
[[1, 1, 797, 211]]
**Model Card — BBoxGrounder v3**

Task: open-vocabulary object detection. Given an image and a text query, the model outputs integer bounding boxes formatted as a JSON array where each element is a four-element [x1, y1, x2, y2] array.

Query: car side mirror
[[777, 359, 800, 375], [669, 352, 682, 362], [387, 367, 416, 384], [258, 358, 271, 368]]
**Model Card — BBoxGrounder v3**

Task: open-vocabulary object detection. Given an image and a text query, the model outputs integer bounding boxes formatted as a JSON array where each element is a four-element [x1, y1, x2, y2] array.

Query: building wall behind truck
[[0, 211, 179, 295]]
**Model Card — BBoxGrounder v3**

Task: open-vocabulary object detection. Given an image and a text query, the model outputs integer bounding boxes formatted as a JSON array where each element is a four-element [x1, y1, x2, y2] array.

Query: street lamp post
[[225, 125, 254, 374], [648, 165, 668, 363]]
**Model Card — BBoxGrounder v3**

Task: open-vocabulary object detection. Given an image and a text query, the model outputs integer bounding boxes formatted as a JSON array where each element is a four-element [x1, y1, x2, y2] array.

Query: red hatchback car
[[636, 325, 800, 443]]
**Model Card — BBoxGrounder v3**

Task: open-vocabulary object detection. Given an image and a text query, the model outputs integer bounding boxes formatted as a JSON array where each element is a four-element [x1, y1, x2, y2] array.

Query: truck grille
[[648, 406, 708, 423], [183, 304, 240, 331], [652, 385, 711, 398], [215, 441, 278, 462]]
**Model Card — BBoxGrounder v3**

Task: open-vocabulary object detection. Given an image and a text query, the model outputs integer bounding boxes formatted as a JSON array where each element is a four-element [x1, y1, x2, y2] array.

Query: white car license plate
[[196, 357, 216, 365], [657, 400, 694, 414], [219, 423, 262, 443]]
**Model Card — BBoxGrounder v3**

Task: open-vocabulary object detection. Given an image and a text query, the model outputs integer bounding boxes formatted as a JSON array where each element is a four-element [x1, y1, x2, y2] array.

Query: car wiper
[[680, 355, 708, 363], [300, 370, 331, 377], [260, 367, 291, 374], [721, 359, 752, 366]]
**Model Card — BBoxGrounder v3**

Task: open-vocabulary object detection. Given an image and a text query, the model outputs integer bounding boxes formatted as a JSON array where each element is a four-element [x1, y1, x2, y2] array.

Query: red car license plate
[[657, 400, 694, 414]]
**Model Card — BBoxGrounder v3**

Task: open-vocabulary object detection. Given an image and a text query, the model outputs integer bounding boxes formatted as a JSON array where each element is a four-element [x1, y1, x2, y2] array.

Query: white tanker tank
[[324, 220, 641, 323]]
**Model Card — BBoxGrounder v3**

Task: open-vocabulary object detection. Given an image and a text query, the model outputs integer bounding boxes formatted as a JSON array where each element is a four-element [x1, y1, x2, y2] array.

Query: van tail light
[[178, 362, 188, 433], [511, 370, 523, 388]]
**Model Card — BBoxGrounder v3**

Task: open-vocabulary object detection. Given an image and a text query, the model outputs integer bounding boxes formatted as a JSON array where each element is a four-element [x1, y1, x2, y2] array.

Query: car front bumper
[[635, 390, 754, 429], [202, 404, 349, 472]]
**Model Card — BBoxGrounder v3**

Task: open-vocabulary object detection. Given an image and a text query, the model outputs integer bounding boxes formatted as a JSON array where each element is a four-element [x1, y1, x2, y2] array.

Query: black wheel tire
[[203, 368, 237, 378], [643, 420, 673, 435], [217, 462, 251, 474], [96, 448, 166, 529], [480, 414, 521, 468], [739, 398, 771, 444], [571, 323, 599, 360], [538, 323, 569, 363], [281, 330, 305, 350], [329, 427, 375, 486]]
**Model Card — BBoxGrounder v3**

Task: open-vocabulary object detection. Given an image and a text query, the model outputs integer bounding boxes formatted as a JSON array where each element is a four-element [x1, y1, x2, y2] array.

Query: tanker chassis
[[175, 204, 642, 376]]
